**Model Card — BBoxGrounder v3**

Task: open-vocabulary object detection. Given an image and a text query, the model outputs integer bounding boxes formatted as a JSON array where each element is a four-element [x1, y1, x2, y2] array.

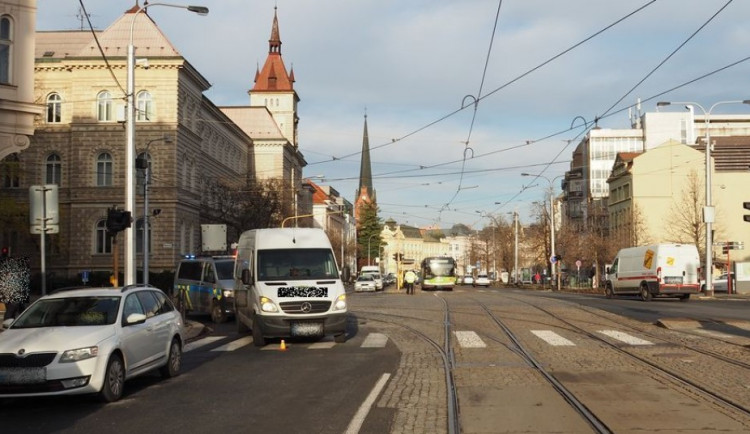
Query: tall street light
[[504, 210, 519, 284], [367, 233, 379, 266], [657, 99, 750, 297], [125, 3, 209, 285], [475, 211, 498, 280], [137, 135, 172, 285], [522, 172, 563, 288]]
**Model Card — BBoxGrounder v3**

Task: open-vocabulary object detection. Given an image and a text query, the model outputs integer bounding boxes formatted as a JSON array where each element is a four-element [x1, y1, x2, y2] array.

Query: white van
[[605, 243, 701, 301], [233, 228, 348, 346]]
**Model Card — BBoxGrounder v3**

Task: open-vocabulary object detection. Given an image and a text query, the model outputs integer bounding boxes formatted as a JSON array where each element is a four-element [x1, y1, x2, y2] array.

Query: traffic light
[[106, 208, 132, 234], [744, 202, 750, 223], [0, 246, 9, 258]]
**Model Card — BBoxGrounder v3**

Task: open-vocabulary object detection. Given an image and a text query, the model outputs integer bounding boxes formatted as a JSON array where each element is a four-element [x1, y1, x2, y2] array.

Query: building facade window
[[95, 220, 112, 254], [136, 90, 152, 121], [97, 91, 113, 121], [45, 153, 62, 185], [96, 152, 113, 186], [46, 93, 62, 123], [0, 16, 12, 84], [2, 153, 20, 188]]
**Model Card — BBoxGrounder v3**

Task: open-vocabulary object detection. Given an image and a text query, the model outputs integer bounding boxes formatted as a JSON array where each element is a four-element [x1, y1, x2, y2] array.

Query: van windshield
[[257, 248, 339, 281], [215, 260, 234, 280]]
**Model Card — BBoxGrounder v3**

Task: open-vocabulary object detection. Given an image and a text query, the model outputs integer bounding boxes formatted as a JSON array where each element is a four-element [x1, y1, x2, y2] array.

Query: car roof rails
[[49, 285, 97, 294], [120, 284, 159, 293]]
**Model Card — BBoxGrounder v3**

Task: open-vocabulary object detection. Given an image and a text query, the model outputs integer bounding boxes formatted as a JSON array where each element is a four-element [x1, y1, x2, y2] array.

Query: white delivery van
[[233, 228, 348, 346], [605, 243, 701, 301]]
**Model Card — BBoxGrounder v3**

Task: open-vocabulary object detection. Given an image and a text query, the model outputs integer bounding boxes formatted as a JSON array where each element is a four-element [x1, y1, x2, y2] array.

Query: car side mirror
[[125, 313, 147, 325], [241, 268, 252, 285]]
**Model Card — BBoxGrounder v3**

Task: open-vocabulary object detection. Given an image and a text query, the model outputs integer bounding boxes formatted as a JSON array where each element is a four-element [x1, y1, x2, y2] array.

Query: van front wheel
[[605, 285, 614, 299], [211, 300, 226, 324], [252, 314, 266, 347], [640, 284, 652, 301]]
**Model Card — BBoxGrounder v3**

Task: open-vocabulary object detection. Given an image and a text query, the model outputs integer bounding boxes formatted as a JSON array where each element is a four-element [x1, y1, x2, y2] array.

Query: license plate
[[0, 367, 46, 385], [664, 276, 683, 284], [291, 322, 324, 337]]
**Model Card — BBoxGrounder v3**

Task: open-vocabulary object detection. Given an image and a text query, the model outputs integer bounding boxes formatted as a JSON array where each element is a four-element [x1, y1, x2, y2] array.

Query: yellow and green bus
[[420, 256, 457, 291]]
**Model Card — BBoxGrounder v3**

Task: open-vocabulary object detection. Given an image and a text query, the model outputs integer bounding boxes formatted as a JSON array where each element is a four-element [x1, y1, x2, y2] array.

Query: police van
[[173, 255, 236, 323], [233, 228, 348, 346]]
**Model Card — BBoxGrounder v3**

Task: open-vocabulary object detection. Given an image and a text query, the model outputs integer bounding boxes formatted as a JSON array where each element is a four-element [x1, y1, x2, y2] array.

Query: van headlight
[[223, 290, 233, 298], [259, 296, 279, 313], [332, 294, 347, 311]]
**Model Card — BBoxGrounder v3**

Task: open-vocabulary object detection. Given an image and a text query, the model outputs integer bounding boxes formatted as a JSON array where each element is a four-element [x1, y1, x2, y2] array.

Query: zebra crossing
[[184, 328, 656, 353]]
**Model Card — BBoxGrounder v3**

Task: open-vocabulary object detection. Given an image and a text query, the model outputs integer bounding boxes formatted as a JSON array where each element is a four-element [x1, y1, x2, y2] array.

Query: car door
[[119, 292, 154, 373], [136, 291, 171, 364]]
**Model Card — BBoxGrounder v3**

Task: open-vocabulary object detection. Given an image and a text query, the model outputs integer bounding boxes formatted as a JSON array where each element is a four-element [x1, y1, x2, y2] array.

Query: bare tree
[[665, 170, 705, 259]]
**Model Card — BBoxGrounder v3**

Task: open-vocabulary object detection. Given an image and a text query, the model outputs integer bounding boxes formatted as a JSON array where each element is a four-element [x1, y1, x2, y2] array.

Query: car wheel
[[211, 300, 226, 324], [334, 333, 347, 343], [640, 284, 652, 301], [159, 338, 182, 378], [252, 313, 266, 347], [605, 285, 614, 299], [99, 354, 125, 403]]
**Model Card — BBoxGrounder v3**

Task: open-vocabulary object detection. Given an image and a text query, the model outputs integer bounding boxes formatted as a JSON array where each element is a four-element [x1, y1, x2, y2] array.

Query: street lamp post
[[657, 99, 750, 297], [475, 211, 498, 281], [125, 2, 208, 285], [522, 173, 563, 288], [137, 135, 172, 285]]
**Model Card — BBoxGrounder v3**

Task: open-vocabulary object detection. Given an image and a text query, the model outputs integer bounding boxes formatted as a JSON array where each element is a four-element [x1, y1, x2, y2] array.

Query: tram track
[[499, 294, 750, 421]]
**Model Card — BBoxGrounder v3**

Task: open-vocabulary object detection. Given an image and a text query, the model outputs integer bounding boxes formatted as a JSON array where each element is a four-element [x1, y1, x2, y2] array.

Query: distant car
[[354, 275, 377, 292], [474, 274, 491, 287], [701, 273, 731, 292], [383, 273, 396, 286], [463, 276, 474, 286], [0, 285, 184, 402]]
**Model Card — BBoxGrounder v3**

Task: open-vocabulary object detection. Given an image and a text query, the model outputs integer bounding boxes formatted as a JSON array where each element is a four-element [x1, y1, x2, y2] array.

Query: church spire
[[269, 6, 281, 54], [355, 113, 376, 222]]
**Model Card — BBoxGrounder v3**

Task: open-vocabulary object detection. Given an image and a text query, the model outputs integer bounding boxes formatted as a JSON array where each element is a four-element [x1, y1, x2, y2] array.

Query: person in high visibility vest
[[404, 269, 417, 295]]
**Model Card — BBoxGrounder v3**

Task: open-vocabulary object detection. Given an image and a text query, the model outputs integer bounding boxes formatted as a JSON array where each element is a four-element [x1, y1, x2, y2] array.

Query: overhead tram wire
[[443, 0, 505, 217], [523, 0, 738, 185], [305, 0, 658, 168], [78, 0, 126, 96]]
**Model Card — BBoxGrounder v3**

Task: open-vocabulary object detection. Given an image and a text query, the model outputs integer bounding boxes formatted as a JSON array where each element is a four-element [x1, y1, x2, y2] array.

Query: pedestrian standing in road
[[404, 269, 417, 295]]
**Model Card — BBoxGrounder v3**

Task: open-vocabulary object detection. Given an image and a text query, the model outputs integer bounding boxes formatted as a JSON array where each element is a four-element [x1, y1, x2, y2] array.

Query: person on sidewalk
[[404, 269, 417, 295]]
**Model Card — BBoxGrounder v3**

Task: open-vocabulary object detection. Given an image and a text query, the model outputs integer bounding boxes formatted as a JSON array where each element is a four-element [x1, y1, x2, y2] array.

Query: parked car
[[473, 274, 491, 287], [354, 275, 378, 292], [383, 273, 396, 287], [701, 273, 731, 293], [0, 285, 184, 402], [463, 276, 474, 286]]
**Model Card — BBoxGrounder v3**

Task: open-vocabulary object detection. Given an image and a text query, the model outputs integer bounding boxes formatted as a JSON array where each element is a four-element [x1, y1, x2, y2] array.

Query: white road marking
[[361, 333, 388, 348], [454, 331, 487, 348], [345, 373, 391, 434], [598, 330, 653, 345], [308, 341, 337, 349], [211, 336, 253, 351], [531, 330, 575, 346], [183, 336, 223, 352]]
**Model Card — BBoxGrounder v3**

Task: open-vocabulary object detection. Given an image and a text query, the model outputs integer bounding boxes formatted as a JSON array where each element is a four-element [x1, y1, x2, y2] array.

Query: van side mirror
[[605, 267, 610, 274], [241, 268, 252, 285]]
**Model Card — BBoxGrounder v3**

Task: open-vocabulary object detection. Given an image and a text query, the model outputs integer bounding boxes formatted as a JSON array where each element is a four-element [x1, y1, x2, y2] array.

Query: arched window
[[96, 152, 113, 186], [46, 93, 62, 123], [2, 153, 19, 188], [95, 220, 112, 254], [45, 153, 62, 185], [0, 16, 12, 84], [97, 91, 113, 121], [136, 90, 152, 121]]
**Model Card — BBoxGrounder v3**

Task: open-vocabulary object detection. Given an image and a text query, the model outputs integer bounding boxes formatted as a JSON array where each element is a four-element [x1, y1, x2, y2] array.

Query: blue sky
[[36, 0, 750, 230]]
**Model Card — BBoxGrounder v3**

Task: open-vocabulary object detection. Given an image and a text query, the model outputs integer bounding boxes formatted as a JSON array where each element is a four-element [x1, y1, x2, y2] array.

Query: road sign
[[550, 255, 557, 264], [82, 270, 90, 284], [575, 259, 582, 269]]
